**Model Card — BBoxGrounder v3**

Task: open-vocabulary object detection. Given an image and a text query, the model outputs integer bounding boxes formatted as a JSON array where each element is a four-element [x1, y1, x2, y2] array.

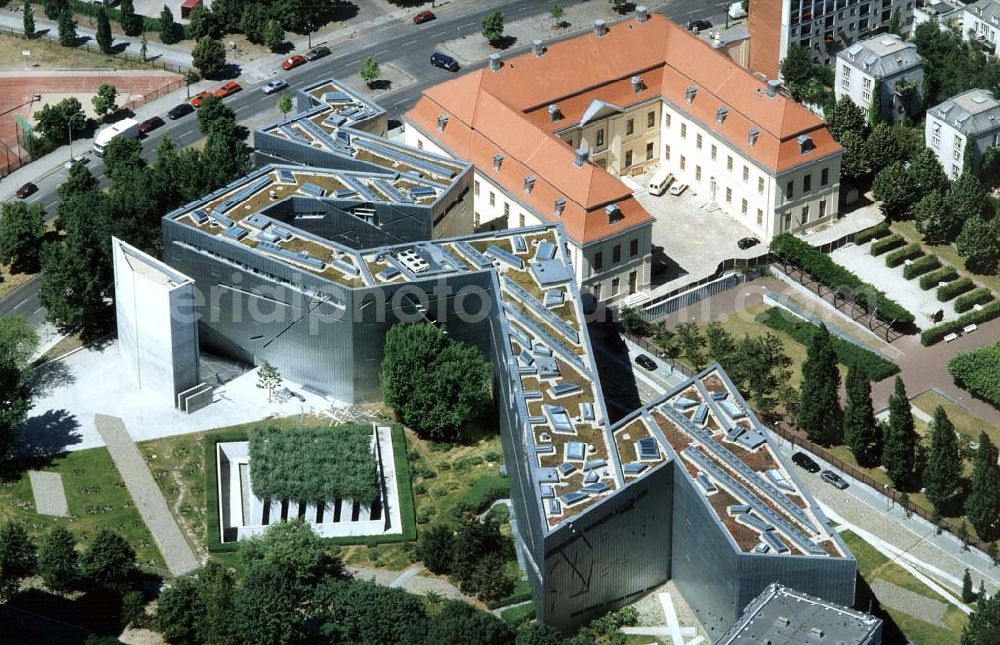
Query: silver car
[[262, 79, 288, 95]]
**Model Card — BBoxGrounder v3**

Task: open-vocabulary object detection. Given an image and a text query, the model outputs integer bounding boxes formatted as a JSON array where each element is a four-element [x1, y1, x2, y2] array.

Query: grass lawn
[[0, 266, 36, 301], [840, 530, 967, 644], [911, 390, 999, 446], [892, 221, 1000, 296], [0, 448, 166, 575], [499, 602, 535, 625], [0, 34, 153, 71]]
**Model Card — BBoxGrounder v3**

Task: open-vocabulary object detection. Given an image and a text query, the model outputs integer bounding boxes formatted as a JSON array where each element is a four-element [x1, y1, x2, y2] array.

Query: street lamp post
[[67, 111, 85, 162]]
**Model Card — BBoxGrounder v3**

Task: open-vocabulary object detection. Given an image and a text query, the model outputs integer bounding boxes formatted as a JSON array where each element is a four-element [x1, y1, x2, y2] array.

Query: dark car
[[138, 115, 164, 134], [430, 52, 460, 72], [413, 10, 436, 24], [15, 182, 37, 199], [167, 102, 194, 120], [305, 46, 331, 61], [791, 451, 821, 473], [687, 19, 712, 31], [737, 236, 760, 250], [821, 469, 849, 489], [635, 354, 657, 371]]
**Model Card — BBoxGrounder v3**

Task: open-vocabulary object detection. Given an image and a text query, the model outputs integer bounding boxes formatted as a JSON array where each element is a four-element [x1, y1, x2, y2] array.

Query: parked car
[[430, 52, 460, 72], [305, 46, 331, 61], [167, 102, 194, 120], [15, 182, 37, 199], [413, 10, 436, 24], [138, 116, 164, 134], [821, 470, 849, 489], [687, 19, 712, 31], [737, 236, 761, 250], [190, 91, 214, 108], [261, 79, 288, 95], [635, 355, 657, 371], [791, 451, 821, 473], [63, 154, 89, 169], [282, 54, 307, 71], [668, 182, 688, 196], [215, 81, 242, 98]]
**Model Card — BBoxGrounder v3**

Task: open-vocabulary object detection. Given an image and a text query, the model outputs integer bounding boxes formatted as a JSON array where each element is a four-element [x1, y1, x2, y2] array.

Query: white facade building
[[835, 34, 923, 122], [925, 89, 1000, 179], [963, 0, 1000, 54]]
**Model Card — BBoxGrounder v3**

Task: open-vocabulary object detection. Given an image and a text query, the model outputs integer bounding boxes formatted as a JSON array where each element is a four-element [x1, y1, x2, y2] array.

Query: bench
[[973, 303, 984, 312], [963, 324, 978, 334], [944, 332, 960, 342]]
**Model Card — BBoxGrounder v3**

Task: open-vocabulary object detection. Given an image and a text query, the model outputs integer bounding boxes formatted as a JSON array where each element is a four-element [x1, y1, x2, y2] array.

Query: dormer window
[[797, 134, 814, 154], [548, 104, 561, 122], [554, 198, 566, 216], [685, 86, 698, 103], [524, 175, 536, 194], [605, 204, 623, 224], [631, 75, 643, 93], [748, 127, 760, 146], [716, 107, 729, 124], [436, 114, 448, 131], [493, 153, 504, 170]]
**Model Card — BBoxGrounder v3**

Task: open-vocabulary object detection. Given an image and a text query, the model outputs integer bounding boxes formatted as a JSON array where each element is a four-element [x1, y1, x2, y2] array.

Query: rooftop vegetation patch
[[248, 424, 378, 505]]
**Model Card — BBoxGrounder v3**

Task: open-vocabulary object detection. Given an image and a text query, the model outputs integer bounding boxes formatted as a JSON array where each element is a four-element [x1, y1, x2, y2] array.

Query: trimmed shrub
[[855, 222, 892, 245], [954, 288, 996, 314], [937, 277, 976, 302], [902, 254, 941, 279], [885, 243, 923, 268], [948, 340, 1000, 405], [770, 234, 915, 324], [870, 234, 905, 256], [919, 266, 959, 290], [920, 301, 1000, 345], [450, 474, 509, 518], [755, 307, 900, 381]]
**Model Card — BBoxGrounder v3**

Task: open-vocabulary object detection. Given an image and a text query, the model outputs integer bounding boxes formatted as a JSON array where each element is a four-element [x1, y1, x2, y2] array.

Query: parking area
[[630, 170, 765, 292]]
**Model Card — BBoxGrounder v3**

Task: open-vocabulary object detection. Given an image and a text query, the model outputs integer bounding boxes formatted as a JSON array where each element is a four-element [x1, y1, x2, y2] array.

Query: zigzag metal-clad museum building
[[156, 17, 858, 637]]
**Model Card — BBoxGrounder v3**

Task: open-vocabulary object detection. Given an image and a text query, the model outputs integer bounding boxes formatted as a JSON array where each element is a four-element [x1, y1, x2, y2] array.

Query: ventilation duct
[[716, 107, 729, 124], [748, 127, 760, 146], [594, 19, 607, 37], [554, 198, 566, 216], [635, 5, 649, 22], [493, 152, 504, 170], [488, 53, 502, 72], [548, 104, 561, 122], [685, 86, 698, 103], [574, 147, 589, 167], [524, 175, 536, 193], [766, 79, 781, 97], [631, 75, 644, 93], [532, 40, 545, 56], [436, 114, 448, 131]]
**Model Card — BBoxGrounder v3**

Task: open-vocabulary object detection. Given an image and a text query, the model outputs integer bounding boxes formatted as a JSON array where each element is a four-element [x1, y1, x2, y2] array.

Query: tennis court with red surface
[[0, 70, 182, 176]]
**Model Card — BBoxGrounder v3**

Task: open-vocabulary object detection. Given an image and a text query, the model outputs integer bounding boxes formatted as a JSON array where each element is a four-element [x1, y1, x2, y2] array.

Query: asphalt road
[[0, 0, 723, 324]]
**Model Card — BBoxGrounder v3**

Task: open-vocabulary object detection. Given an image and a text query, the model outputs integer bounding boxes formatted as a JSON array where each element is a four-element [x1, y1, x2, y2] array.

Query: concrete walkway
[[93, 414, 199, 576]]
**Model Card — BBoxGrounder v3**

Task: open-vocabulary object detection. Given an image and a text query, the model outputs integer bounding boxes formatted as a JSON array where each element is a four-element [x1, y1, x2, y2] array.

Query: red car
[[138, 115, 164, 134], [281, 54, 306, 71], [191, 91, 213, 108], [413, 10, 435, 24], [215, 81, 242, 98]]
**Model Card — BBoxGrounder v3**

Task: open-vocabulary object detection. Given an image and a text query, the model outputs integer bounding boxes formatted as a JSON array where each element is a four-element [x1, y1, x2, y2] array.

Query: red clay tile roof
[[406, 15, 839, 245]]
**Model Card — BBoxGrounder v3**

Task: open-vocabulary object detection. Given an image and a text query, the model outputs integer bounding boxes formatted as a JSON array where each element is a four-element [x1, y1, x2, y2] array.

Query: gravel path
[[870, 579, 949, 628], [27, 470, 68, 517], [94, 414, 199, 577], [348, 564, 477, 603]]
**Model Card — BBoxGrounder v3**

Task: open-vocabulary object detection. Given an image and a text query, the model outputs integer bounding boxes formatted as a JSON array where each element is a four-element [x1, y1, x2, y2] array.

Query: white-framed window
[[840, 65, 851, 90]]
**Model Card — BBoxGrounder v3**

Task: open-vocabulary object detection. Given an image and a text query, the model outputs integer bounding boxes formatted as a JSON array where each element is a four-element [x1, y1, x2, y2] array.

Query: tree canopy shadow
[[18, 408, 83, 460], [27, 359, 76, 397]]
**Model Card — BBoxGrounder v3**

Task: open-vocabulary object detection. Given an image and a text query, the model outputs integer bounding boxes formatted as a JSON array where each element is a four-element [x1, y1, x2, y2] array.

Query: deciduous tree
[[37, 526, 78, 593], [416, 524, 454, 574], [956, 215, 1000, 275], [263, 19, 285, 50], [91, 83, 118, 120], [704, 321, 737, 366], [240, 3, 267, 44], [189, 4, 220, 39], [277, 94, 293, 117], [79, 528, 136, 592], [825, 96, 868, 141], [910, 147, 950, 195], [872, 160, 917, 220], [34, 97, 84, 145], [0, 316, 37, 461], [481, 11, 504, 46], [0, 201, 45, 273], [673, 322, 705, 371], [192, 36, 226, 79], [865, 122, 905, 174], [914, 190, 955, 244], [255, 361, 281, 402], [882, 377, 917, 489], [0, 521, 36, 600], [797, 324, 841, 445], [359, 57, 381, 88], [44, 0, 67, 20], [839, 130, 869, 182], [240, 520, 343, 588]]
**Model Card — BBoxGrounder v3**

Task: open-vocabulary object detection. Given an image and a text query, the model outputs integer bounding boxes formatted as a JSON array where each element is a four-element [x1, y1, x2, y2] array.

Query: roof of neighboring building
[[838, 34, 922, 78], [717, 583, 882, 644], [964, 0, 1000, 24], [928, 88, 1000, 135], [406, 14, 839, 245]]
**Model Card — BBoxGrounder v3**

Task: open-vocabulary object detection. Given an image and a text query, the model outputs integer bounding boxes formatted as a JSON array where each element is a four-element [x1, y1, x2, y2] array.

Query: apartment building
[[925, 89, 1000, 178], [963, 0, 1000, 54], [749, 0, 915, 78], [406, 10, 841, 303], [835, 34, 923, 122]]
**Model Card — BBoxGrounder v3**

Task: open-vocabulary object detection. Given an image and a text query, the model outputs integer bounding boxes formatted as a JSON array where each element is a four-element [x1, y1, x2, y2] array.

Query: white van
[[648, 168, 674, 196]]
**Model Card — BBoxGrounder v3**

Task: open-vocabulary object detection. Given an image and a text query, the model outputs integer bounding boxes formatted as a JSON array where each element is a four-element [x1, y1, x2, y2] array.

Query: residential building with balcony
[[963, 0, 1000, 55], [749, 0, 916, 77], [835, 34, 923, 122], [405, 11, 842, 304], [914, 0, 966, 31], [925, 88, 1000, 178]]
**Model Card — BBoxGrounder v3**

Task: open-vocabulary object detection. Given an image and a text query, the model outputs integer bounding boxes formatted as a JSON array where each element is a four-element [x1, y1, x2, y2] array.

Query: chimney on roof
[[716, 107, 729, 124], [631, 75, 644, 93], [809, 627, 825, 639], [766, 79, 782, 98], [548, 103, 561, 122], [685, 86, 698, 103], [554, 197, 566, 216], [532, 40, 545, 56], [488, 53, 502, 72], [493, 152, 504, 170], [436, 114, 448, 131], [594, 19, 608, 37], [524, 175, 536, 193], [635, 5, 650, 22], [574, 147, 589, 167]]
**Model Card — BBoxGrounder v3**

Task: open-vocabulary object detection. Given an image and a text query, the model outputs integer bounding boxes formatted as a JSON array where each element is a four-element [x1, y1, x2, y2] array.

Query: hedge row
[[756, 307, 900, 381], [854, 222, 892, 245], [870, 234, 906, 256], [937, 277, 976, 302], [36, 0, 192, 40], [955, 288, 996, 314], [920, 301, 1000, 345], [948, 340, 1000, 406], [885, 243, 923, 268], [770, 234, 915, 324], [902, 254, 941, 280], [204, 427, 252, 553], [919, 266, 959, 290]]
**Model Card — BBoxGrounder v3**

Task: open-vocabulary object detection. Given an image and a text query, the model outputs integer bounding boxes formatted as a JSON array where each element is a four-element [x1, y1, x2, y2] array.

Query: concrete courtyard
[[22, 341, 339, 455]]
